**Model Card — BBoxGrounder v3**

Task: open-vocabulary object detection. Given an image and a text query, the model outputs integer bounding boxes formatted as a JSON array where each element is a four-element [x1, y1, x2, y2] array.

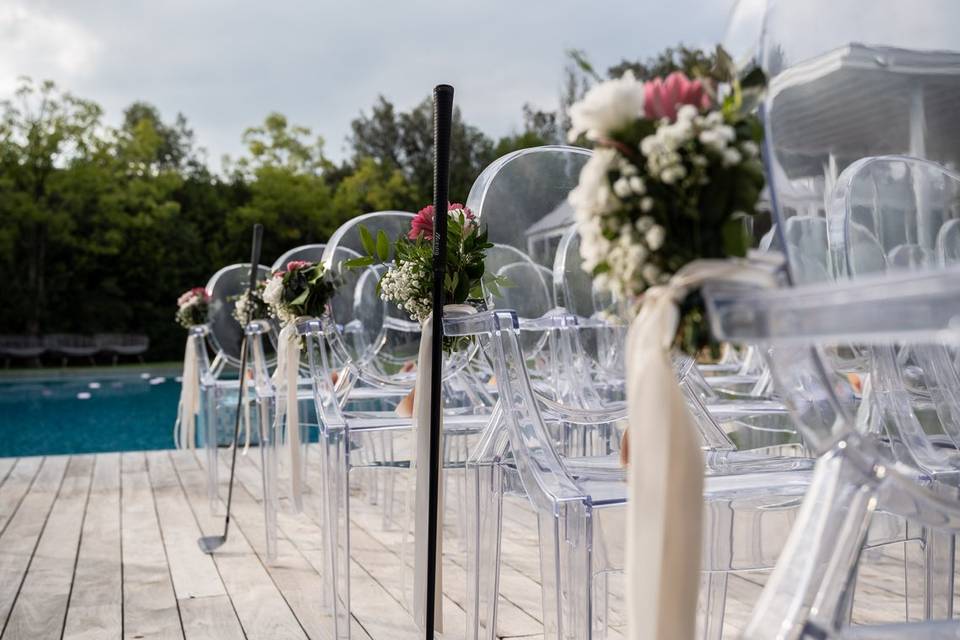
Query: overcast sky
[[0, 0, 741, 167]]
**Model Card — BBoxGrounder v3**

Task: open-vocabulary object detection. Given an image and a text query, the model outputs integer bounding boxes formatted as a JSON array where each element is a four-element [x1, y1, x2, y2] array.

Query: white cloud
[[0, 1, 101, 96]]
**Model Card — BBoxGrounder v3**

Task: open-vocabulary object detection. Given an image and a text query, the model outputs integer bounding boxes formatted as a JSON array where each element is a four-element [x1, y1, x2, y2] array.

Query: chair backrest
[[271, 244, 327, 272], [759, 0, 960, 285], [320, 211, 474, 388], [828, 155, 960, 474], [205, 263, 271, 368], [466, 145, 590, 268]]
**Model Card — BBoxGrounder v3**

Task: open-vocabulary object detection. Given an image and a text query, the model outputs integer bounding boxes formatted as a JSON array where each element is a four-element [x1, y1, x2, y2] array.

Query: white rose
[[569, 148, 620, 218], [642, 263, 661, 285], [640, 197, 654, 212], [262, 275, 283, 306], [741, 141, 759, 158], [567, 71, 646, 142], [629, 176, 645, 194], [613, 177, 632, 199], [645, 224, 665, 251], [635, 216, 654, 232], [722, 148, 742, 167]]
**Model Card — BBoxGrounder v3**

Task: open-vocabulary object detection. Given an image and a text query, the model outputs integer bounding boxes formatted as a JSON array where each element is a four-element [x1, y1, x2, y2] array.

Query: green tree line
[[0, 46, 704, 361], [0, 79, 565, 361]]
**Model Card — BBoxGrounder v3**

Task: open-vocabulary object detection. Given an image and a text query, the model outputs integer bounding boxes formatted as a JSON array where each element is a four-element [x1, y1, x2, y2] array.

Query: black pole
[[425, 84, 453, 639], [222, 223, 263, 539]]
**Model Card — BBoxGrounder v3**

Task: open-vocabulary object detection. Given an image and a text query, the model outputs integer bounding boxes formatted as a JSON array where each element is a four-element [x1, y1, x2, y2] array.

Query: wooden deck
[[0, 448, 946, 640]]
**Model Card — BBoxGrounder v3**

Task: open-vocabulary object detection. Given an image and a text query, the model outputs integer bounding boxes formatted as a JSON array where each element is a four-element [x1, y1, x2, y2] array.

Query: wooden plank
[[168, 450, 308, 640], [3, 455, 94, 640], [179, 595, 245, 640], [63, 453, 123, 640], [145, 451, 225, 600], [120, 451, 183, 640], [0, 458, 17, 489], [0, 458, 44, 537], [0, 456, 69, 633], [215, 449, 343, 639]]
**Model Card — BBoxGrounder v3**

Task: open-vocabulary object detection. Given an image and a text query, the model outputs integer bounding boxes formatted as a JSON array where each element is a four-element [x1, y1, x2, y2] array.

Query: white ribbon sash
[[272, 323, 303, 511], [626, 258, 777, 640], [175, 333, 200, 449], [413, 303, 476, 633]]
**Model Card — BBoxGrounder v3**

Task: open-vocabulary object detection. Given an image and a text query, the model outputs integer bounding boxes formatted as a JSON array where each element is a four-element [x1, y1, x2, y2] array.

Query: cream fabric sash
[[175, 333, 200, 449], [272, 323, 303, 511], [626, 259, 777, 640], [413, 303, 476, 633]]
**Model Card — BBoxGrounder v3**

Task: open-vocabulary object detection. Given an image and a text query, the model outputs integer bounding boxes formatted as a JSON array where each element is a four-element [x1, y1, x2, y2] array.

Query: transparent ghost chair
[[232, 244, 329, 560], [704, 262, 960, 638], [757, 0, 960, 239], [461, 149, 819, 639], [451, 306, 836, 640], [722, 0, 960, 628], [200, 262, 271, 512], [826, 156, 960, 618], [291, 211, 495, 640]]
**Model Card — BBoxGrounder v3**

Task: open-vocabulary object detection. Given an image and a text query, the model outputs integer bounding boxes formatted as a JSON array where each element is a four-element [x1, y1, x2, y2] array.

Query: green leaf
[[359, 225, 376, 257], [721, 214, 750, 258], [376, 230, 390, 262], [343, 256, 375, 268]]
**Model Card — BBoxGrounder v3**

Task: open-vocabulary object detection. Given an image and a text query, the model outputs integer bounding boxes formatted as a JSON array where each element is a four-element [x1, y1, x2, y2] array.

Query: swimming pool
[[0, 369, 182, 457]]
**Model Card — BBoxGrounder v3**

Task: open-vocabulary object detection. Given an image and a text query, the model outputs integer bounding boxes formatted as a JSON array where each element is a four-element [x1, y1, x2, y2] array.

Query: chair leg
[[466, 459, 505, 640], [698, 572, 728, 640], [323, 429, 352, 640], [258, 400, 278, 562], [743, 448, 878, 639]]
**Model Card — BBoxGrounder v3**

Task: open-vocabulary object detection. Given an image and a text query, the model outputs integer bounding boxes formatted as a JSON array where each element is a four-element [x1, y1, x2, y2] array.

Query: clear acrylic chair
[[292, 211, 494, 640], [450, 309, 825, 640], [200, 262, 271, 512], [704, 261, 960, 638], [459, 147, 820, 640]]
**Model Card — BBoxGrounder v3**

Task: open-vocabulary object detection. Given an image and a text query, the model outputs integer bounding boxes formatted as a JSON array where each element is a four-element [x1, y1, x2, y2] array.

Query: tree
[[347, 96, 495, 204], [224, 113, 337, 261], [607, 45, 716, 82], [227, 112, 331, 177], [0, 78, 107, 333]]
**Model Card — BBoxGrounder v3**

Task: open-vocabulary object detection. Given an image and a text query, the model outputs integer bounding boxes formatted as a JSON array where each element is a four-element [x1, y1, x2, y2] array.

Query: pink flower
[[408, 203, 475, 240], [178, 287, 208, 307], [285, 260, 313, 272], [643, 72, 711, 122]]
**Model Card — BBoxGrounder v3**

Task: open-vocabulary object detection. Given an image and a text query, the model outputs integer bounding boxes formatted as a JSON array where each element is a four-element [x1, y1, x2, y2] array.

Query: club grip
[[432, 84, 454, 263], [247, 223, 263, 293]]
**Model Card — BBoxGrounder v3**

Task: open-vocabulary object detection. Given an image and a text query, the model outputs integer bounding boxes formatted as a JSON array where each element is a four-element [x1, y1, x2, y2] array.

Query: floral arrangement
[[348, 203, 506, 350], [262, 260, 338, 328], [231, 280, 270, 327], [567, 51, 765, 353], [175, 287, 210, 328]]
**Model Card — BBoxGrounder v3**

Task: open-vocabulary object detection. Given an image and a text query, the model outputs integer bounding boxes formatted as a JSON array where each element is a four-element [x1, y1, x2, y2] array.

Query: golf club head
[[198, 535, 226, 554]]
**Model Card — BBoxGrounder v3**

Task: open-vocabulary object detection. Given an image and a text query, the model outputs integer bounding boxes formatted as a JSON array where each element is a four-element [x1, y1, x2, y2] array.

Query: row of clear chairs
[[188, 151, 960, 640], [189, 3, 960, 628]]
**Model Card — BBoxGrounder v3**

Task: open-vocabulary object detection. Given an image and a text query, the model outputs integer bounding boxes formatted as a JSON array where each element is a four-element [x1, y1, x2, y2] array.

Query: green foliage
[[0, 61, 603, 362], [278, 263, 338, 320]]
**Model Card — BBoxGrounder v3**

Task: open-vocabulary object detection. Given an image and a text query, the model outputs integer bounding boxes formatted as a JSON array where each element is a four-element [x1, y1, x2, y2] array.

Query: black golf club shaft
[[425, 83, 453, 639], [223, 223, 264, 540]]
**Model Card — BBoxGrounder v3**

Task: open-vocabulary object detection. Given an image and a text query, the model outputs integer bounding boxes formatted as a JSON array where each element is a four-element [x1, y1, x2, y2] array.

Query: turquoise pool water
[[0, 370, 181, 457]]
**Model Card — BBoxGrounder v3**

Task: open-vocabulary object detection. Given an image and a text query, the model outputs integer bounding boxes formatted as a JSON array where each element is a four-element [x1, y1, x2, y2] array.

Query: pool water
[[0, 370, 181, 457]]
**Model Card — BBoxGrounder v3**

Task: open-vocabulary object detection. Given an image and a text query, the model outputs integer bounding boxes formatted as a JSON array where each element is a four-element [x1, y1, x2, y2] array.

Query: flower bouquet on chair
[[567, 48, 771, 640], [347, 203, 507, 355], [231, 280, 269, 327], [568, 50, 766, 356], [174, 286, 210, 450], [175, 287, 210, 329], [261, 259, 339, 510], [346, 202, 505, 410]]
